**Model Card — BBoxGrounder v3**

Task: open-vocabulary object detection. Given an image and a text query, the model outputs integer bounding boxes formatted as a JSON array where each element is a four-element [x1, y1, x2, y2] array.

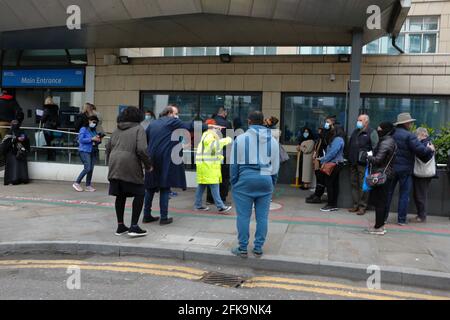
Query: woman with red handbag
[[318, 119, 346, 212], [365, 122, 397, 235]]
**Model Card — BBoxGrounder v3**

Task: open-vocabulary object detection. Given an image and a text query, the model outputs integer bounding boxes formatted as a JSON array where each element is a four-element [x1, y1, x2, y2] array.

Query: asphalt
[[1, 180, 450, 291]]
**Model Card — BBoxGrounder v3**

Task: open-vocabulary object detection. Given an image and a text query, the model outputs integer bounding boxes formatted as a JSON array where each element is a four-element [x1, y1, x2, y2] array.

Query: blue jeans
[[144, 188, 170, 220], [195, 184, 225, 209], [76, 151, 96, 186], [233, 190, 272, 252], [385, 172, 412, 224]]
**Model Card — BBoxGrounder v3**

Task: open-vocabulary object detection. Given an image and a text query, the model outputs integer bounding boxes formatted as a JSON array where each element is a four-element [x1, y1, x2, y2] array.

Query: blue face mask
[[145, 115, 151, 121], [356, 121, 364, 129], [324, 122, 331, 130], [303, 132, 309, 138]]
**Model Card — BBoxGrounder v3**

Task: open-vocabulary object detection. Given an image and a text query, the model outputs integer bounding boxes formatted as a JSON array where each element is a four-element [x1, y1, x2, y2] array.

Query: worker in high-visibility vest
[[195, 119, 233, 214]]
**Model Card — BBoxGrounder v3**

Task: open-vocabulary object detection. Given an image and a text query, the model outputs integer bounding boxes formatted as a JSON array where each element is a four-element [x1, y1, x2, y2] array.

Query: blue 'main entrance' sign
[[1, 69, 85, 88]]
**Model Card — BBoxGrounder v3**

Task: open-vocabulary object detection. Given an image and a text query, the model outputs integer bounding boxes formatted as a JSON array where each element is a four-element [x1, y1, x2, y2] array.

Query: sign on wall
[[1, 68, 85, 88]]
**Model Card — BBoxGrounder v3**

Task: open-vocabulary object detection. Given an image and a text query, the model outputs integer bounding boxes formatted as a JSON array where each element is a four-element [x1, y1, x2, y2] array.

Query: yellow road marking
[[0, 264, 203, 281], [247, 276, 450, 300], [1, 260, 448, 300], [0, 260, 205, 276], [243, 282, 399, 300]]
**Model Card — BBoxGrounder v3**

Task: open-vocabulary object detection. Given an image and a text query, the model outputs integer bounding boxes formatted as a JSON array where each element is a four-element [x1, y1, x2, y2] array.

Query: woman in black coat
[[41, 97, 60, 161], [1, 120, 30, 185], [366, 122, 397, 235]]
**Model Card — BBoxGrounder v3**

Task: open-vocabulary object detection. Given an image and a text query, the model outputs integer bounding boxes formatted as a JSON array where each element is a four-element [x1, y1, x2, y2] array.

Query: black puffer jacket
[[367, 134, 397, 178], [41, 104, 60, 129]]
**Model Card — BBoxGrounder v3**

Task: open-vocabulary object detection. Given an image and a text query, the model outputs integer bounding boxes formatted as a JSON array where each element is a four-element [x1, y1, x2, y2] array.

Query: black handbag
[[366, 148, 396, 187]]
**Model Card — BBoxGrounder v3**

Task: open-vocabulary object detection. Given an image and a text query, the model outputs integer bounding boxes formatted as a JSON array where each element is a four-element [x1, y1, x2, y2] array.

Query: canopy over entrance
[[0, 0, 410, 49]]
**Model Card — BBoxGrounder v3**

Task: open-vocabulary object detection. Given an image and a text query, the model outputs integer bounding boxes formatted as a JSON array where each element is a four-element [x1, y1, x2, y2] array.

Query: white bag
[[35, 122, 46, 147], [414, 156, 436, 178]]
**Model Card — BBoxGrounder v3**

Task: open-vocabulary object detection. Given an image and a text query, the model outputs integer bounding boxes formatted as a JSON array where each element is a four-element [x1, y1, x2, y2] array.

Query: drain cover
[[200, 272, 246, 288]]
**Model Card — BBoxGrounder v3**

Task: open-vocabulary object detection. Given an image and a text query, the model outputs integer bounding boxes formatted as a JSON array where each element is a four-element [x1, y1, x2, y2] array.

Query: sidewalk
[[1, 180, 450, 289]]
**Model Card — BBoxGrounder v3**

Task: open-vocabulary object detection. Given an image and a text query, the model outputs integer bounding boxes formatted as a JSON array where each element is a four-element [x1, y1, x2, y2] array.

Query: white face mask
[[89, 122, 97, 129], [173, 115, 179, 119]]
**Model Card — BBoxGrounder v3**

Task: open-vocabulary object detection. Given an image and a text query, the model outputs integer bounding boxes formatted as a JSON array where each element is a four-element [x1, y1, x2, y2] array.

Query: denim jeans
[[143, 188, 170, 220], [76, 151, 96, 186], [195, 184, 225, 209], [232, 190, 272, 252], [385, 172, 412, 224]]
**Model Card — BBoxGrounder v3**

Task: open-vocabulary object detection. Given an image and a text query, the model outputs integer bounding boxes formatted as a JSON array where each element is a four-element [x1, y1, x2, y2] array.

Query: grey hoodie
[[106, 122, 151, 185]]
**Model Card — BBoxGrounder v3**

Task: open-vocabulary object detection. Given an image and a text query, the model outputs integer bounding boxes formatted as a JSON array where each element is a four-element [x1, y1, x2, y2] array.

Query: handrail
[[0, 126, 110, 139]]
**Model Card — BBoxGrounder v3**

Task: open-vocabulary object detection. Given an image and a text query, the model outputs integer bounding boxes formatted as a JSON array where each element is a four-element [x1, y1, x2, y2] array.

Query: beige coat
[[300, 140, 315, 183]]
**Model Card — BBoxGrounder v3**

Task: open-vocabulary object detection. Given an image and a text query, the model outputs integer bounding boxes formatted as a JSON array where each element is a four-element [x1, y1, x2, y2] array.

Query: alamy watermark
[[366, 265, 381, 290], [67, 5, 81, 30], [66, 265, 81, 290]]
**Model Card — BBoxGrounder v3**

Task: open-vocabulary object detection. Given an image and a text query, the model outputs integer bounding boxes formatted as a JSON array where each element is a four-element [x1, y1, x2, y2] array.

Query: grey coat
[[106, 122, 152, 185]]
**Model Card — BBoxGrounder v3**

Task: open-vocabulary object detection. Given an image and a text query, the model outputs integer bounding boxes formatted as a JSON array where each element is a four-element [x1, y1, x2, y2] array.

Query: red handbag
[[320, 162, 337, 176]]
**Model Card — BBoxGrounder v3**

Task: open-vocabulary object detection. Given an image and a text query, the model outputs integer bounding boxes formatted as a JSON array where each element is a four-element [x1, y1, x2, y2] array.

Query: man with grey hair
[[347, 114, 379, 215]]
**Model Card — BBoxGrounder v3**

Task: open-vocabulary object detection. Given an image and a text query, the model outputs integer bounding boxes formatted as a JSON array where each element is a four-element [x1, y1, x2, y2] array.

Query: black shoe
[[320, 206, 339, 212], [306, 195, 322, 204], [218, 206, 232, 214], [128, 225, 147, 238], [160, 217, 174, 225], [142, 215, 160, 224], [115, 224, 129, 236]]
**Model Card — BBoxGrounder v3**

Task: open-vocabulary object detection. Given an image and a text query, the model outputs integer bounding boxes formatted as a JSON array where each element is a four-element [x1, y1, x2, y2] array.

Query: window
[[281, 94, 347, 144], [364, 16, 439, 54], [362, 95, 450, 131], [158, 46, 277, 57], [140, 92, 262, 130]]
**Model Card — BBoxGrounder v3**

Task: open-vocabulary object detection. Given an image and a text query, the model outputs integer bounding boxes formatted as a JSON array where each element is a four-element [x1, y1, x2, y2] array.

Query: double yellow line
[[0, 260, 448, 300]]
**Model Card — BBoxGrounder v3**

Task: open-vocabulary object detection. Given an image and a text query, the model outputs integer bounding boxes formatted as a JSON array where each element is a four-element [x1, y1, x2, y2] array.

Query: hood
[[117, 122, 139, 131]]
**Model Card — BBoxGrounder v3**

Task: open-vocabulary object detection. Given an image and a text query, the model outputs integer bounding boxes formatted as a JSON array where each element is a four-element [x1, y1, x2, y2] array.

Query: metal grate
[[200, 272, 246, 288]]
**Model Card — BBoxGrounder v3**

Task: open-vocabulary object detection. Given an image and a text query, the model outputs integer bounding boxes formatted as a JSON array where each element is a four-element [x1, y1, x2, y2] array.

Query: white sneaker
[[85, 186, 96, 192], [72, 183, 84, 192], [218, 206, 232, 214]]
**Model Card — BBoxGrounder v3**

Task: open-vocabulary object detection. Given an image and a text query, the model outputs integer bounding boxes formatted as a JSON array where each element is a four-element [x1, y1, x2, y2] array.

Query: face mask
[[303, 132, 309, 138], [324, 122, 331, 130], [356, 121, 364, 129], [145, 115, 151, 121], [173, 115, 179, 119], [89, 122, 97, 129]]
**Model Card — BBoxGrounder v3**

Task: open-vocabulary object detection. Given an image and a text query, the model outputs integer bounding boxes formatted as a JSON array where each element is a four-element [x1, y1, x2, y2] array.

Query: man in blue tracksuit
[[385, 113, 434, 225], [230, 111, 280, 258]]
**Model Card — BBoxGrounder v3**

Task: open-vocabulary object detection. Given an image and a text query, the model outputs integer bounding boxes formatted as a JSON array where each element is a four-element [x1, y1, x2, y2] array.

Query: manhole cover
[[200, 272, 246, 288]]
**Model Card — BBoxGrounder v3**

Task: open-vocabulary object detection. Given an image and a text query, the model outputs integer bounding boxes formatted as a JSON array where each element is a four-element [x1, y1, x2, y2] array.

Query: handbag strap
[[382, 146, 397, 175]]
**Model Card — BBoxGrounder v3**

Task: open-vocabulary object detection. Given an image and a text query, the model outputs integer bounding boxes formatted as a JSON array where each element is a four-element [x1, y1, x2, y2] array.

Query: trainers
[[195, 206, 210, 211], [85, 186, 96, 192], [397, 222, 407, 226], [128, 225, 148, 238], [72, 183, 83, 192], [320, 206, 339, 212], [231, 247, 248, 259], [367, 227, 387, 235], [169, 191, 178, 197], [115, 224, 129, 236], [411, 216, 426, 223], [160, 217, 174, 225], [218, 206, 232, 214], [142, 215, 160, 224], [252, 249, 264, 258]]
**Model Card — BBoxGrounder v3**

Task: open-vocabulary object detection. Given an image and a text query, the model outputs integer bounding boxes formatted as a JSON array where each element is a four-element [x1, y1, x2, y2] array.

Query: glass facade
[[282, 94, 348, 144], [363, 96, 450, 130], [140, 92, 262, 130], [281, 93, 450, 144]]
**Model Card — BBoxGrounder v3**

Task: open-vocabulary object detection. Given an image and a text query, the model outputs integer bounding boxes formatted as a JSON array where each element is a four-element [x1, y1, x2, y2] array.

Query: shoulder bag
[[365, 147, 396, 187]]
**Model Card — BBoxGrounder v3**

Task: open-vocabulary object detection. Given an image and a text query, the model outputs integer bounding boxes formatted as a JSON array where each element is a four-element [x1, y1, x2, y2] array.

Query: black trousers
[[413, 177, 432, 220], [44, 132, 56, 161], [207, 164, 230, 203], [324, 164, 343, 207], [314, 170, 326, 197], [370, 179, 393, 229]]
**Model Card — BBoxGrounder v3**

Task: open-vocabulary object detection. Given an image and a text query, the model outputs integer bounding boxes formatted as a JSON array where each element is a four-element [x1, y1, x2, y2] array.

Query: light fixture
[[219, 53, 232, 63], [330, 74, 336, 82], [119, 56, 130, 64], [70, 59, 88, 65], [338, 54, 351, 63]]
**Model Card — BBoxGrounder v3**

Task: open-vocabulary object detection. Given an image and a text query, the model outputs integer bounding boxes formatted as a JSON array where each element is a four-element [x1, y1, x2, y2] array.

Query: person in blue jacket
[[73, 115, 102, 192], [318, 118, 346, 212], [230, 111, 280, 258], [385, 113, 434, 225]]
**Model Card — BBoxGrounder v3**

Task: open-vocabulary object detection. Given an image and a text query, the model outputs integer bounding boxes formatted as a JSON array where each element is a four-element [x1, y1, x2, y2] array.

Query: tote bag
[[414, 156, 436, 178], [35, 122, 46, 147]]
